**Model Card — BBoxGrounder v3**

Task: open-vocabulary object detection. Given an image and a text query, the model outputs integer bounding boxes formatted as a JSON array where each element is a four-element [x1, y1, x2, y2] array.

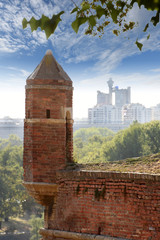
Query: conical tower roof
[[28, 50, 71, 81]]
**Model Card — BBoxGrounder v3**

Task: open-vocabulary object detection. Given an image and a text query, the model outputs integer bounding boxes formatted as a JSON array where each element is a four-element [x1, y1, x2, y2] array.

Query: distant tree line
[[73, 121, 160, 163], [0, 135, 43, 235]]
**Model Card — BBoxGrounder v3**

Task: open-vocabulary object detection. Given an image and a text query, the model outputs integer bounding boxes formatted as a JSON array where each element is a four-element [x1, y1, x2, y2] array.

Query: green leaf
[[129, 21, 135, 29], [111, 8, 120, 23], [107, 1, 114, 10], [96, 5, 106, 19], [45, 11, 64, 39], [116, 0, 125, 9], [29, 17, 41, 32], [100, 0, 106, 5], [22, 18, 28, 29], [88, 16, 97, 28], [147, 34, 150, 40], [103, 21, 110, 27], [135, 40, 143, 51], [81, 3, 90, 11], [71, 7, 79, 14], [39, 14, 50, 31], [113, 29, 119, 36], [22, 11, 64, 39], [131, 0, 160, 11], [151, 11, 159, 26], [143, 23, 149, 32], [72, 17, 88, 33]]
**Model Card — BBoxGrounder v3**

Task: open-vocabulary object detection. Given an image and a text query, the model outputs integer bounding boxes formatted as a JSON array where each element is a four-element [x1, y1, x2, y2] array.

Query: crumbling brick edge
[[39, 229, 130, 240], [57, 170, 160, 182]]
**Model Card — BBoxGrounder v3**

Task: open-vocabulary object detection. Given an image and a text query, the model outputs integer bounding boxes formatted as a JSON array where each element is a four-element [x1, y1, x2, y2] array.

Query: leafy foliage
[[143, 121, 160, 154], [73, 127, 114, 163], [29, 215, 43, 240], [71, 0, 134, 36], [74, 121, 160, 164], [102, 122, 144, 161], [135, 39, 143, 51], [22, 0, 160, 50], [0, 136, 24, 222], [22, 12, 64, 39], [0, 135, 43, 227], [74, 127, 114, 142]]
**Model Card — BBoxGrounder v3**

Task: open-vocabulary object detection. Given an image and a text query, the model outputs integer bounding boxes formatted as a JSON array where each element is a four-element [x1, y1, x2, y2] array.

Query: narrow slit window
[[46, 109, 50, 118]]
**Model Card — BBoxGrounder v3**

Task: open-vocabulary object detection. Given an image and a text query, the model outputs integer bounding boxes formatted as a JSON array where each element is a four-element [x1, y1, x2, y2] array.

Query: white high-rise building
[[97, 78, 114, 106], [122, 103, 152, 124], [88, 79, 154, 127], [88, 79, 130, 124], [152, 104, 160, 120], [114, 86, 131, 107], [145, 108, 152, 122], [88, 105, 122, 124]]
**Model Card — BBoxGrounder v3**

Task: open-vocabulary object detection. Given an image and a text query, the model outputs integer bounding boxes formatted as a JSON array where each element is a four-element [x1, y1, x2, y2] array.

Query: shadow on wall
[[0, 233, 30, 240]]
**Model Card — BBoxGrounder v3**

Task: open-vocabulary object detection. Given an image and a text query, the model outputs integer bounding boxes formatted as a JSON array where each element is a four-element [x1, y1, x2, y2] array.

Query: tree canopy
[[74, 121, 160, 163], [0, 135, 43, 228], [29, 215, 43, 240], [23, 0, 160, 50]]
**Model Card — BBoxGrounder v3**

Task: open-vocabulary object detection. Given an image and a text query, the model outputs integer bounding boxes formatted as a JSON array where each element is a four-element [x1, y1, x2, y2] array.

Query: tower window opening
[[46, 109, 50, 118]]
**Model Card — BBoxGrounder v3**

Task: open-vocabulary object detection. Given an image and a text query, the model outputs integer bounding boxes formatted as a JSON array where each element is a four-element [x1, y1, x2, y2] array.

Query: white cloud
[[0, 0, 52, 54], [150, 68, 160, 73], [0, 66, 30, 78], [0, 37, 17, 53], [30, 0, 59, 17], [32, 31, 47, 44], [0, 0, 159, 70], [20, 69, 30, 77], [49, 2, 160, 75]]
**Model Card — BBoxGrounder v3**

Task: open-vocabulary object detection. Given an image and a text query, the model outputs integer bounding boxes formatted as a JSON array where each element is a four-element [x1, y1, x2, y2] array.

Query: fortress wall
[[23, 51, 160, 240], [48, 171, 160, 240]]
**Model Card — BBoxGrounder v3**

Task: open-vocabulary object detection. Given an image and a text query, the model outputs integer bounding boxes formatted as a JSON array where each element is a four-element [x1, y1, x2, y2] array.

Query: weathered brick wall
[[25, 80, 72, 120], [47, 171, 160, 240], [23, 78, 73, 183], [23, 121, 66, 182]]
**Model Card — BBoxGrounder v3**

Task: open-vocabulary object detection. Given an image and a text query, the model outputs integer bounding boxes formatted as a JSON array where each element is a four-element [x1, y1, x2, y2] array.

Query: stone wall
[[45, 171, 160, 240]]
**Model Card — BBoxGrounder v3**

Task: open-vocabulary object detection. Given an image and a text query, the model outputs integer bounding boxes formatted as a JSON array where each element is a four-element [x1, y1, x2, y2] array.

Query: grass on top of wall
[[72, 152, 160, 174]]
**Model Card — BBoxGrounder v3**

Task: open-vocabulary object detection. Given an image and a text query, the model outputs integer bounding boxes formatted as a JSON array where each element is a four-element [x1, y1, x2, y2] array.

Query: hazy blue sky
[[0, 0, 160, 119]]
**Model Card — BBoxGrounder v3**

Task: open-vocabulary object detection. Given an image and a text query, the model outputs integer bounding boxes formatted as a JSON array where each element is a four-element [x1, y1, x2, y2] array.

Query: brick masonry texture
[[45, 170, 160, 240], [25, 87, 72, 119], [23, 121, 67, 182], [23, 52, 73, 184]]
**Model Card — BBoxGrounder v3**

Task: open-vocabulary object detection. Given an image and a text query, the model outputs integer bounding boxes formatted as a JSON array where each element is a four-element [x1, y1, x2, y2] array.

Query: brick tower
[[23, 50, 73, 206]]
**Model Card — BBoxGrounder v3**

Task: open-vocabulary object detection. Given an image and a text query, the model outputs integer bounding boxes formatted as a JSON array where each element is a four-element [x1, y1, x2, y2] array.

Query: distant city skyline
[[0, 1, 160, 119], [88, 81, 160, 126]]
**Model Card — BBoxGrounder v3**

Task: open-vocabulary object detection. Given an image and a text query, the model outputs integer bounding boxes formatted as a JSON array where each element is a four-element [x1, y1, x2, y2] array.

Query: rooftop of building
[[27, 50, 71, 81]]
